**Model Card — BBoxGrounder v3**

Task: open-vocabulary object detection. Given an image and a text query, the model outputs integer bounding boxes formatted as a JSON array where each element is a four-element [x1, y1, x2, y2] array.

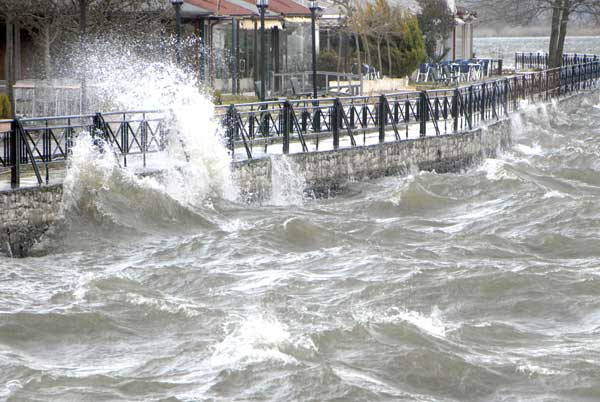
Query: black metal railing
[[0, 110, 166, 189], [217, 59, 599, 159], [515, 52, 600, 71], [2, 54, 599, 190]]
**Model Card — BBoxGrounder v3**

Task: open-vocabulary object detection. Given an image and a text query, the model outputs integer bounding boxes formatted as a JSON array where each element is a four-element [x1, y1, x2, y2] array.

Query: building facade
[[445, 6, 477, 61], [182, 0, 314, 94]]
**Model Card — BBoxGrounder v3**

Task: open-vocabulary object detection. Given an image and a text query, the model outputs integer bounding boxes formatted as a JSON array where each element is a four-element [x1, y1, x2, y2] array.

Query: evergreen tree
[[417, 0, 455, 62]]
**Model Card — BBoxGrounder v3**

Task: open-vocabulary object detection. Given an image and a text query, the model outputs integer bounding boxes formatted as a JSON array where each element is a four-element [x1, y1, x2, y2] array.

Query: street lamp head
[[171, 0, 184, 4], [308, 0, 318, 11], [256, 0, 269, 8]]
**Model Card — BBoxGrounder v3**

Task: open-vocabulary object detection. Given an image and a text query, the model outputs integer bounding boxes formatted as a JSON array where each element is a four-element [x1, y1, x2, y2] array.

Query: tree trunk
[[548, 0, 562, 68], [354, 33, 361, 76], [337, 30, 343, 73], [555, 3, 570, 68], [376, 37, 382, 78], [6, 19, 15, 118], [43, 25, 52, 79], [386, 36, 392, 77], [362, 34, 372, 70]]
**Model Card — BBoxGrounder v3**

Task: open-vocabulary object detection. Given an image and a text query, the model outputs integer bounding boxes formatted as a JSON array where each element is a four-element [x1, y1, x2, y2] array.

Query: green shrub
[[0, 94, 11, 119], [391, 16, 426, 78], [318, 50, 340, 72], [212, 89, 223, 105]]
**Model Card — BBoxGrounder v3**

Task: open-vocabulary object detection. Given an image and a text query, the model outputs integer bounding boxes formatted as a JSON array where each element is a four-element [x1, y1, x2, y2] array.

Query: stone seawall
[[0, 117, 512, 257], [233, 119, 512, 201], [0, 185, 63, 257]]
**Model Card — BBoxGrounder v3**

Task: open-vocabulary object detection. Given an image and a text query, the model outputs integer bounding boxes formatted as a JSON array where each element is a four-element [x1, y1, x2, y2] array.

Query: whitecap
[[478, 159, 513, 181], [543, 190, 567, 199], [208, 313, 315, 370], [516, 363, 562, 376], [125, 293, 202, 318], [354, 306, 449, 338], [514, 143, 544, 156]]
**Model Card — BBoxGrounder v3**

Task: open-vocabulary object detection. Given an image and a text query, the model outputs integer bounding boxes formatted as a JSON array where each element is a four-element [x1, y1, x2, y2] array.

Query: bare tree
[[15, 1, 71, 78], [331, 0, 361, 73], [467, 0, 600, 68], [0, 1, 24, 116]]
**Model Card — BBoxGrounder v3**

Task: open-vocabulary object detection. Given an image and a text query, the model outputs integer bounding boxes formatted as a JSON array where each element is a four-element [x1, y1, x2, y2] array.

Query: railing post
[[332, 98, 340, 149], [121, 115, 128, 168], [545, 70, 549, 101], [419, 91, 427, 137], [378, 94, 386, 143], [313, 100, 321, 133], [282, 101, 290, 154], [260, 105, 269, 137], [93, 112, 102, 137], [141, 116, 147, 168], [498, 59, 503, 76], [467, 86, 474, 129], [10, 119, 20, 189], [502, 78, 509, 116], [512, 76, 518, 109], [226, 104, 236, 157], [481, 82, 486, 122], [452, 88, 459, 132]]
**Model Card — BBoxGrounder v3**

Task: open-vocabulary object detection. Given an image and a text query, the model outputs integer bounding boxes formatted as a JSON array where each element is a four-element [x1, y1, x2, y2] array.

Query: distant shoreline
[[475, 35, 600, 39]]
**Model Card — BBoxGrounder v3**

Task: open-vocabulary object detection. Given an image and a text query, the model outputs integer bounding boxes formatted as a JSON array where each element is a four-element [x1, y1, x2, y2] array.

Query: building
[[1, 21, 37, 88], [445, 5, 477, 61], [181, 0, 314, 94]]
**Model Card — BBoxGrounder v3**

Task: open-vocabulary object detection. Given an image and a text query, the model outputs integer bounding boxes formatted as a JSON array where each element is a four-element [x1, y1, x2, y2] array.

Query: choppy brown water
[[2, 48, 600, 401]]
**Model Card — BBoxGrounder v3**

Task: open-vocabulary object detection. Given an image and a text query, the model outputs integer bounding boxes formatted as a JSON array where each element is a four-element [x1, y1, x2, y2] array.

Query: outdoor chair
[[254, 80, 273, 100], [429, 67, 450, 85], [442, 64, 459, 84], [457, 62, 471, 82], [289, 77, 312, 97], [479, 59, 490, 77], [467, 63, 482, 81], [417, 63, 430, 82]]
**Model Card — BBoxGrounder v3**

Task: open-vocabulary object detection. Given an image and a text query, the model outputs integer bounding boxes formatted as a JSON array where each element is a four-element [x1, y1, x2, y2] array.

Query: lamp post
[[256, 0, 269, 101], [171, 0, 184, 66], [309, 1, 319, 99]]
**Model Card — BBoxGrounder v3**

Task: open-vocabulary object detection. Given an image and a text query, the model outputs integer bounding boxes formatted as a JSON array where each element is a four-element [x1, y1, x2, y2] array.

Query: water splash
[[62, 40, 238, 212], [269, 155, 307, 206], [209, 312, 314, 369]]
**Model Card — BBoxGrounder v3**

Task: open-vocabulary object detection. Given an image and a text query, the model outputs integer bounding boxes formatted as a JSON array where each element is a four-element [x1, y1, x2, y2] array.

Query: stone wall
[[0, 185, 63, 257], [233, 118, 512, 200], [0, 117, 512, 257]]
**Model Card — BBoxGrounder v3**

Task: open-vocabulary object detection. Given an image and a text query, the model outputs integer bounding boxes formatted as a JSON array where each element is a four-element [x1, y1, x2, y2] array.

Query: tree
[[391, 14, 426, 77], [17, 1, 69, 78], [0, 0, 22, 116], [1, 0, 172, 81], [346, 0, 426, 78], [417, 0, 454, 62], [466, 0, 600, 68]]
